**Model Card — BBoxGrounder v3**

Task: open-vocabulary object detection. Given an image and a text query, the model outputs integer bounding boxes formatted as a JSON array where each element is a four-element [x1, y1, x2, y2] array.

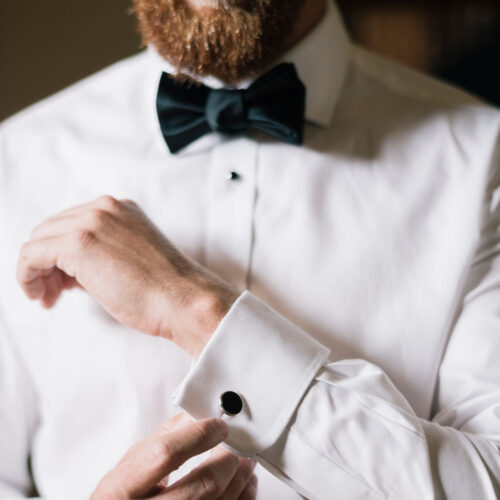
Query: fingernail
[[250, 474, 258, 487], [212, 418, 229, 439]]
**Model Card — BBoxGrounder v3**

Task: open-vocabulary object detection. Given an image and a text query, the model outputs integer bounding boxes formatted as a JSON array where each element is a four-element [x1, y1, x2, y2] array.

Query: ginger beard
[[132, 0, 302, 84]]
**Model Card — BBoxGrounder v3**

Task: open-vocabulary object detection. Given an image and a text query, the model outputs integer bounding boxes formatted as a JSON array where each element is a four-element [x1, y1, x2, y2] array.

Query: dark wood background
[[337, 0, 500, 106], [1, 0, 499, 121]]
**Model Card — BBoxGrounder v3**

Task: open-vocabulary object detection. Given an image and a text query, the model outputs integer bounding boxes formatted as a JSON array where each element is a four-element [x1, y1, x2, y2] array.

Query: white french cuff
[[172, 291, 330, 455]]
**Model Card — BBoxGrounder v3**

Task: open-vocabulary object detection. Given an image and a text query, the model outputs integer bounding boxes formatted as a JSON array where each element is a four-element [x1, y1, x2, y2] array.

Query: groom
[[3, 0, 500, 498]]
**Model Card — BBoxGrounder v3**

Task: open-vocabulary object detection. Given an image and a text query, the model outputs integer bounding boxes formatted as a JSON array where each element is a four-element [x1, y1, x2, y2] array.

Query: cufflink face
[[219, 391, 243, 416]]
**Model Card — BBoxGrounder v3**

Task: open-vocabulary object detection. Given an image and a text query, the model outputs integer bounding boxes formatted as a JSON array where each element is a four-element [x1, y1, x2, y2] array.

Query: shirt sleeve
[[173, 165, 500, 499], [0, 306, 39, 498]]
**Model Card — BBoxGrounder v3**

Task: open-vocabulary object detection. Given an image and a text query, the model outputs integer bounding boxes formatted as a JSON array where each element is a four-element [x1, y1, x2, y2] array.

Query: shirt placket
[[204, 138, 258, 292]]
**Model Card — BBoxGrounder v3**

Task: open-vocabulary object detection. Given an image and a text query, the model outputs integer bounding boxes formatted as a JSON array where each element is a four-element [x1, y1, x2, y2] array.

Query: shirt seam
[[287, 425, 387, 499]]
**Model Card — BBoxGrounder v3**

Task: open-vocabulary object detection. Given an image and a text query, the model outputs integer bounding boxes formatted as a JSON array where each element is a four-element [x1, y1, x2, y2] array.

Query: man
[[1, 0, 500, 498]]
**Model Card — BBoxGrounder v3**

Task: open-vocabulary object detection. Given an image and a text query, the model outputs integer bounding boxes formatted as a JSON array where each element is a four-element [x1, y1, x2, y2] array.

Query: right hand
[[91, 414, 258, 499]]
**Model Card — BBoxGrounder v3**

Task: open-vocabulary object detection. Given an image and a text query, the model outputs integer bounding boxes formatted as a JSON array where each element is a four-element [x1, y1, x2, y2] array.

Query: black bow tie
[[156, 63, 306, 154]]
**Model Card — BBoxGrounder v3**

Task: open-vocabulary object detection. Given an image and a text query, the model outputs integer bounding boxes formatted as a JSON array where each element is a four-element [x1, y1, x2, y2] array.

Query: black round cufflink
[[219, 391, 243, 416]]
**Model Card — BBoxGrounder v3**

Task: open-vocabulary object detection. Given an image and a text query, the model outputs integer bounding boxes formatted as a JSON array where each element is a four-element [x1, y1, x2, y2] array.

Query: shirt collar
[[148, 1, 350, 153], [278, 0, 351, 127]]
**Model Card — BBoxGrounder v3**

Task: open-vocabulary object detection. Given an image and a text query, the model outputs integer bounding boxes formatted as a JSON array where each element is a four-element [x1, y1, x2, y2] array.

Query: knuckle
[[220, 462, 253, 499], [219, 487, 236, 500], [186, 420, 210, 450], [196, 418, 218, 440], [216, 456, 250, 500], [73, 229, 95, 251], [96, 194, 119, 211], [240, 458, 256, 476], [87, 209, 108, 229], [199, 468, 224, 498], [226, 453, 240, 470], [151, 438, 180, 471]]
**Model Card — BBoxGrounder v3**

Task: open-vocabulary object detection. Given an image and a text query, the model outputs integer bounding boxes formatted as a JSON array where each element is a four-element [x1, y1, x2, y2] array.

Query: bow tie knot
[[157, 63, 306, 154], [205, 89, 249, 134]]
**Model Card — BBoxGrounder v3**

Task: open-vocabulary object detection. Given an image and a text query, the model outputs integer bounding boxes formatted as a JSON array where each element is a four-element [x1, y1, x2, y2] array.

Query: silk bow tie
[[156, 63, 306, 154]]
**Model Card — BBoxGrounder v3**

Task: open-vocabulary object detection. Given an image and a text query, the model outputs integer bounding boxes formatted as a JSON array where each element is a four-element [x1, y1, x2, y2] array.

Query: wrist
[[161, 278, 238, 358]]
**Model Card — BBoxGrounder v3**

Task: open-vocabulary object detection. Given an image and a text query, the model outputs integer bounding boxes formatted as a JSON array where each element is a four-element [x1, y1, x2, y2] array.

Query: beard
[[132, 0, 303, 84]]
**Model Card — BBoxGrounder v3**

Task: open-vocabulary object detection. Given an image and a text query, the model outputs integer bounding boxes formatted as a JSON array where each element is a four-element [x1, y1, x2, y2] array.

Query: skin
[[17, 196, 238, 359], [185, 0, 327, 56], [133, 0, 305, 85], [18, 1, 328, 358], [16, 0, 327, 495], [91, 414, 257, 499]]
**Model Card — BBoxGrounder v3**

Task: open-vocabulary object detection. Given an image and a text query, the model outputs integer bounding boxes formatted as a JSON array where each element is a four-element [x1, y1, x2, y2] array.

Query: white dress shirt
[[1, 1, 500, 498]]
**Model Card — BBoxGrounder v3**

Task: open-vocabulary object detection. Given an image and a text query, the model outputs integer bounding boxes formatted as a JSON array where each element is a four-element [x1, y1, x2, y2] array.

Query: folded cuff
[[172, 291, 330, 454]]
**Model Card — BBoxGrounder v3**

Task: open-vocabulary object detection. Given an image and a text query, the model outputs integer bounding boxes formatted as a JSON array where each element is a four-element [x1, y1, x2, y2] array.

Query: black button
[[225, 171, 240, 181], [219, 391, 243, 416]]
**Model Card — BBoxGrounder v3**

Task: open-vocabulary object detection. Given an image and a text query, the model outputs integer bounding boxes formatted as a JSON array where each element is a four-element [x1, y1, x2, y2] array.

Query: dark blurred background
[[1, 0, 499, 121]]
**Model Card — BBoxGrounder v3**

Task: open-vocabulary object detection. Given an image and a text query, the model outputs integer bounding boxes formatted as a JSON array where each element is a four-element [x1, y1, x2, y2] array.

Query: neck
[[281, 0, 327, 56]]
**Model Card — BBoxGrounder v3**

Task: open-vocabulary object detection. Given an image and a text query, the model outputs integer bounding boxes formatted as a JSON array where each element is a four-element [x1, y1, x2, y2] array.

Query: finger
[[120, 418, 228, 498], [161, 446, 240, 500], [33, 195, 123, 233], [155, 413, 192, 435], [30, 206, 118, 241], [30, 196, 139, 241], [151, 414, 197, 490], [57, 195, 123, 218], [38, 269, 80, 306], [219, 457, 256, 500], [39, 270, 81, 307], [31, 214, 83, 240], [238, 475, 258, 500], [38, 199, 98, 224], [39, 269, 65, 308], [17, 233, 78, 295], [61, 273, 81, 290]]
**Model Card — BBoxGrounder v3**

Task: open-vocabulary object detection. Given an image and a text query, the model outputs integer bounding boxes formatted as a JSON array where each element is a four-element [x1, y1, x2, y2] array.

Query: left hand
[[91, 414, 257, 500], [17, 195, 238, 357]]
